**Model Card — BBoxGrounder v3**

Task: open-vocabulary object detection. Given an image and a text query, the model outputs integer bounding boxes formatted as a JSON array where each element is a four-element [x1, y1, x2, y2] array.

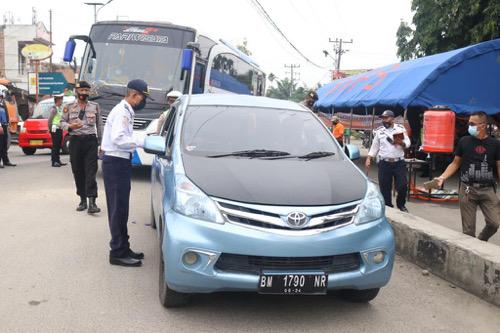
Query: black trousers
[[69, 135, 98, 198], [0, 124, 8, 163], [50, 129, 63, 163], [378, 160, 408, 208], [102, 155, 132, 258]]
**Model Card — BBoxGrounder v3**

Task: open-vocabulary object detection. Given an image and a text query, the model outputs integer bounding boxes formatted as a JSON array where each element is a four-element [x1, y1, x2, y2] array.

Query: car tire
[[61, 136, 70, 155], [337, 288, 380, 303], [22, 147, 36, 155], [159, 221, 190, 308]]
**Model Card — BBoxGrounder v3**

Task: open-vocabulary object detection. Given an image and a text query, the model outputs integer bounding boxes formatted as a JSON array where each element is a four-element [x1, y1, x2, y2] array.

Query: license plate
[[29, 140, 43, 146], [258, 273, 328, 295]]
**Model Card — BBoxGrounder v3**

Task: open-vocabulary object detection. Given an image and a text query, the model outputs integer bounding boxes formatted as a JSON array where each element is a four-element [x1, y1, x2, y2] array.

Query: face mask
[[133, 98, 146, 111], [468, 125, 478, 137], [382, 121, 392, 129], [78, 93, 89, 101]]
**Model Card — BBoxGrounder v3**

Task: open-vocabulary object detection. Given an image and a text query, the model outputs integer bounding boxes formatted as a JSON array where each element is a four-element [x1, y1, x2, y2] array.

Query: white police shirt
[[368, 124, 410, 160], [101, 100, 146, 158]]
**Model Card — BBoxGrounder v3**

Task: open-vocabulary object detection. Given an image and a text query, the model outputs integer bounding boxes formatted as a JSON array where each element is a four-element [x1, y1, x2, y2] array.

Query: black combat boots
[[87, 197, 101, 214], [76, 197, 87, 211]]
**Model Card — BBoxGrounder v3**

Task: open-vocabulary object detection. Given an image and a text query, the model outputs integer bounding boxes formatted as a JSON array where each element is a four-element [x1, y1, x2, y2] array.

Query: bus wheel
[[22, 147, 36, 155]]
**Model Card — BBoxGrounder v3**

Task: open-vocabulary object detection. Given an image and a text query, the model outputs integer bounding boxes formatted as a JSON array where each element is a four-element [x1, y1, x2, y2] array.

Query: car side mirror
[[144, 135, 166, 156], [345, 144, 360, 161]]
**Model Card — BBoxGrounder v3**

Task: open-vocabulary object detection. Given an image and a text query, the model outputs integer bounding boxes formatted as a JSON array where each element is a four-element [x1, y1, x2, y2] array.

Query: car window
[[182, 106, 341, 159], [32, 102, 54, 119], [164, 107, 178, 153]]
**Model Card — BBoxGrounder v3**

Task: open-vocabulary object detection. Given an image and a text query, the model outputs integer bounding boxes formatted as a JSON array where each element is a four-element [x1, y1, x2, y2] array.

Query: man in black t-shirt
[[436, 111, 500, 241]]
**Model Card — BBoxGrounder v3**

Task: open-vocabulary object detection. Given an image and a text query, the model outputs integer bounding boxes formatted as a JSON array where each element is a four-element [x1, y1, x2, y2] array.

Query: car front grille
[[215, 253, 361, 274], [102, 116, 151, 130], [214, 200, 359, 233]]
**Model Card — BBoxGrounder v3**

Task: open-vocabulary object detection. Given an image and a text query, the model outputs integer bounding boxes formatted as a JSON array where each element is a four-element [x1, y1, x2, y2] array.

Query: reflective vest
[[53, 106, 63, 126]]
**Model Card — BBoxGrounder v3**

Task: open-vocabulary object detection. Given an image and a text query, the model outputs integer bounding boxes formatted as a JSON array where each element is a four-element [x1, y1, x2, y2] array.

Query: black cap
[[127, 79, 150, 97], [75, 81, 91, 89], [307, 90, 318, 101], [380, 110, 395, 118]]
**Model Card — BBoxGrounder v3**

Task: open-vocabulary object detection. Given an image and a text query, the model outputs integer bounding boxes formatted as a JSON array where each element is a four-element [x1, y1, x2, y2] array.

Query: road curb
[[386, 207, 500, 307]]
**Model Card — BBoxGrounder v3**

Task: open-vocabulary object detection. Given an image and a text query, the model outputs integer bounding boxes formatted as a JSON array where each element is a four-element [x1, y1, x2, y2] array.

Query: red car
[[18, 96, 74, 155]]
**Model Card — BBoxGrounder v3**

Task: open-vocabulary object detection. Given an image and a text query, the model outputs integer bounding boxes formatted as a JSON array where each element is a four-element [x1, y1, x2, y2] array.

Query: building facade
[[0, 22, 51, 91]]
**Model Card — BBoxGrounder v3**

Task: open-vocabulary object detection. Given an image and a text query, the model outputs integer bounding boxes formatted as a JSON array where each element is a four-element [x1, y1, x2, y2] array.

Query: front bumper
[[162, 209, 395, 294]]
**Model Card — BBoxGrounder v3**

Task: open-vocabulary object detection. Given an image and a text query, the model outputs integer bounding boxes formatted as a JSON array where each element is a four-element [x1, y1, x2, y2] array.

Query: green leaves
[[396, 0, 499, 60]]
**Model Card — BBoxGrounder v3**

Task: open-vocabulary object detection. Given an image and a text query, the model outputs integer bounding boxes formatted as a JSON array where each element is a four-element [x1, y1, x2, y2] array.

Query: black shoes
[[0, 164, 3, 168], [87, 197, 101, 214], [128, 249, 145, 260], [4, 162, 16, 166], [399, 206, 409, 213], [76, 197, 87, 211], [109, 256, 142, 267], [52, 162, 61, 167]]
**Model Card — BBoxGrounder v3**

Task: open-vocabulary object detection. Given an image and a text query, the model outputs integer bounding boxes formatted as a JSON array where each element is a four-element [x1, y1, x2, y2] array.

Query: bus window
[[209, 53, 253, 95], [193, 61, 206, 94]]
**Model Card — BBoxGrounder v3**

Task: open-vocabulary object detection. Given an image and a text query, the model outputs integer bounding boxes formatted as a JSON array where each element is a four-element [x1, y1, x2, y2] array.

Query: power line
[[329, 37, 354, 71], [248, 0, 328, 69]]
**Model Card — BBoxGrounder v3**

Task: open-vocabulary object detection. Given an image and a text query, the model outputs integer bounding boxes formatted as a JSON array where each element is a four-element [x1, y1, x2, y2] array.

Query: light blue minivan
[[145, 94, 395, 308]]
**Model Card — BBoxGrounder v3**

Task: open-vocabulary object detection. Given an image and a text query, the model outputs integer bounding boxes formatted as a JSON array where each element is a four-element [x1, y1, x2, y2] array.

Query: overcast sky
[[3, 0, 413, 87]]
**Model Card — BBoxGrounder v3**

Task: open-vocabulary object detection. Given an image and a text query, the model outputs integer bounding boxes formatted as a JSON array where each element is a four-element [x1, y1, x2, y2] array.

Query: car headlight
[[173, 174, 224, 224], [354, 181, 385, 225]]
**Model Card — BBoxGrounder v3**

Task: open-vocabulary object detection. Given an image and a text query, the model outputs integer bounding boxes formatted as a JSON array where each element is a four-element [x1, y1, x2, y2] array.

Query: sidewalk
[[350, 139, 500, 246]]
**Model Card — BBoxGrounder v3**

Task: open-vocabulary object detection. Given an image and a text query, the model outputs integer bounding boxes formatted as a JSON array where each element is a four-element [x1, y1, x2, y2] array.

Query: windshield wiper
[[265, 151, 336, 161], [207, 149, 290, 158]]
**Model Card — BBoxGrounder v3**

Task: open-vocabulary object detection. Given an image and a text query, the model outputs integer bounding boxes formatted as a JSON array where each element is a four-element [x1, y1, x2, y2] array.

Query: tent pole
[[369, 106, 376, 148], [349, 108, 353, 144]]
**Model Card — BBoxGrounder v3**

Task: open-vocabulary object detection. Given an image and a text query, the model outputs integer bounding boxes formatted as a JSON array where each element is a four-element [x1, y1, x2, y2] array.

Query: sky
[[2, 0, 414, 87]]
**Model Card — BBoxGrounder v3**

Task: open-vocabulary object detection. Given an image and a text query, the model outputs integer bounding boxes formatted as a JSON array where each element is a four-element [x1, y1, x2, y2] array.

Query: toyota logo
[[287, 212, 308, 228]]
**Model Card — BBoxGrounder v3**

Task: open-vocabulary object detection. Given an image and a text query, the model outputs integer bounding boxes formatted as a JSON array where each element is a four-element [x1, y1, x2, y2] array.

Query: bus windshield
[[80, 24, 196, 92]]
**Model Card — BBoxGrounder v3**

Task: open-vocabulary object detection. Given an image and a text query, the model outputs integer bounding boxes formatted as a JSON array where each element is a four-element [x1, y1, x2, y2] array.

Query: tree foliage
[[266, 77, 308, 102], [396, 0, 500, 60], [236, 38, 252, 56]]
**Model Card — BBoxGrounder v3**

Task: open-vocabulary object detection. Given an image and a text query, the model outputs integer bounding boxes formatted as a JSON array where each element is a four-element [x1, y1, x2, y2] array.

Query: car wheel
[[22, 147, 36, 155], [337, 288, 380, 303], [61, 136, 70, 155], [158, 222, 190, 308], [150, 202, 156, 229]]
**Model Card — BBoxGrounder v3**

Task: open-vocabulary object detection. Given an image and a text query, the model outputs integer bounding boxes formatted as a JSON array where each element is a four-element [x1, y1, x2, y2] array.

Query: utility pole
[[49, 9, 53, 72], [284, 64, 300, 98], [328, 38, 353, 72]]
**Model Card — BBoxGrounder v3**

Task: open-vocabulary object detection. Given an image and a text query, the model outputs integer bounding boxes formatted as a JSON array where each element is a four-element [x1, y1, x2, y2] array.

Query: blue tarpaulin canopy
[[316, 39, 500, 115]]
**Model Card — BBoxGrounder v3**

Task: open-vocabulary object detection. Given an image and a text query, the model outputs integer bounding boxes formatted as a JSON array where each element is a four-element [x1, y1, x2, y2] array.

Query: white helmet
[[167, 90, 182, 98]]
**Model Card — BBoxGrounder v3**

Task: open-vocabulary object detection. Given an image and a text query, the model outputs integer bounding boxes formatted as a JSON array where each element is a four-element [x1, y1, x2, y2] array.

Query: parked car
[[18, 96, 74, 155], [146, 94, 395, 308]]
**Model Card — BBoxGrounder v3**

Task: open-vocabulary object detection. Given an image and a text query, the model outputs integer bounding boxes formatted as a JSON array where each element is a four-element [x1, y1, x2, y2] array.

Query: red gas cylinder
[[422, 107, 456, 153]]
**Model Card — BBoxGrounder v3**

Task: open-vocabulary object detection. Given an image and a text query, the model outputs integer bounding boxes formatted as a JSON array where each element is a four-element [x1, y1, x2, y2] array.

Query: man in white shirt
[[101, 79, 150, 267], [365, 110, 411, 212]]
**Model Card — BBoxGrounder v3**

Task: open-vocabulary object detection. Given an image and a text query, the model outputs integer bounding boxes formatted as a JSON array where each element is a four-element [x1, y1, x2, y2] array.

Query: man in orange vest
[[331, 115, 345, 145]]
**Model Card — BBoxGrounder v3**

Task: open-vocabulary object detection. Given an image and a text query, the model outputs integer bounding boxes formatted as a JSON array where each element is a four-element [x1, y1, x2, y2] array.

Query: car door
[[152, 106, 178, 230]]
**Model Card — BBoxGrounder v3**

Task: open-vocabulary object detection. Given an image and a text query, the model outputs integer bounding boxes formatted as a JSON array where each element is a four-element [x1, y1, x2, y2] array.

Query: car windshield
[[182, 106, 341, 159], [32, 102, 54, 119]]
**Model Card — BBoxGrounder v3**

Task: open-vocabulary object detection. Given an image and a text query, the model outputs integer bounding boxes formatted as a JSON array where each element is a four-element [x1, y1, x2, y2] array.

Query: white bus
[[64, 21, 266, 166]]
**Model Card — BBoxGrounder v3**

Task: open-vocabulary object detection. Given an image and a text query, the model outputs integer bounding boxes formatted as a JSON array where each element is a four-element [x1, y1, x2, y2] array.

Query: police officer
[[0, 94, 15, 168], [60, 81, 103, 214], [365, 110, 410, 212], [48, 94, 67, 167], [156, 90, 181, 134], [101, 79, 149, 267]]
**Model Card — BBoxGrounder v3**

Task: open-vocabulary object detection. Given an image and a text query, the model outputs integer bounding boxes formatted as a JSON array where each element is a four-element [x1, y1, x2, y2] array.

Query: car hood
[[24, 119, 48, 129], [182, 154, 367, 206]]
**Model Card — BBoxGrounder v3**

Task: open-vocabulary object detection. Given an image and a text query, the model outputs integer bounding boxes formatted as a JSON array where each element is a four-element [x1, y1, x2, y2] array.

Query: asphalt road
[[1, 146, 499, 333]]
